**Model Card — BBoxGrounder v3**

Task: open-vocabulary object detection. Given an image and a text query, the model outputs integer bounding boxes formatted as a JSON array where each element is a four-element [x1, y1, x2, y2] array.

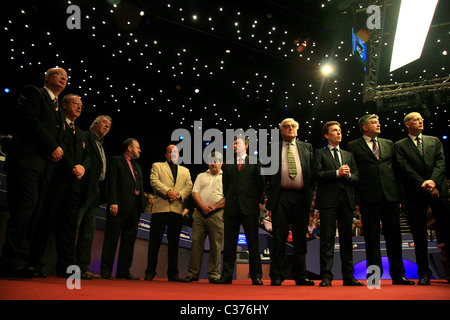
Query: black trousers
[[359, 199, 405, 279], [146, 212, 183, 278], [29, 175, 81, 276], [270, 189, 309, 281], [1, 166, 52, 272], [221, 210, 262, 280], [319, 189, 355, 281], [76, 183, 101, 273], [405, 193, 449, 278], [100, 198, 141, 277]]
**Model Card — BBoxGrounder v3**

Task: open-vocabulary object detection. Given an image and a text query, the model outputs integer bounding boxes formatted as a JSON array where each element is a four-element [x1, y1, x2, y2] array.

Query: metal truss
[[374, 76, 450, 100]]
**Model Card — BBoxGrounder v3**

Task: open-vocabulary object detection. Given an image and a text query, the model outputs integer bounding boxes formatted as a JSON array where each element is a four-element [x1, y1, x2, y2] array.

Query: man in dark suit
[[266, 118, 314, 286], [76, 115, 112, 277], [0, 68, 67, 278], [28, 94, 91, 278], [216, 136, 265, 285], [395, 112, 449, 285], [347, 114, 413, 285], [100, 138, 145, 280], [312, 121, 362, 287]]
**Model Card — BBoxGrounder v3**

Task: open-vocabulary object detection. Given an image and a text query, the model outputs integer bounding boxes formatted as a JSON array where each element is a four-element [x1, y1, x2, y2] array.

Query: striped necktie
[[416, 137, 423, 156], [287, 142, 297, 179]]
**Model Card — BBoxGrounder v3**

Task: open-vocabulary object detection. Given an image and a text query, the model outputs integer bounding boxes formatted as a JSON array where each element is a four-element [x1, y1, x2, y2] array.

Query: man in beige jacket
[[145, 144, 192, 281]]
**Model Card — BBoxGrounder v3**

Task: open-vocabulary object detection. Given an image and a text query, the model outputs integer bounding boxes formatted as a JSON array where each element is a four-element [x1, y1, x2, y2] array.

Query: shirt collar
[[408, 133, 422, 141], [44, 86, 56, 101]]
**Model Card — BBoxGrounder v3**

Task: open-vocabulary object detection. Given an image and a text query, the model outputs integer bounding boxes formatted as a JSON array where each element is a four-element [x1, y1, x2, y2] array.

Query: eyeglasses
[[48, 71, 69, 81]]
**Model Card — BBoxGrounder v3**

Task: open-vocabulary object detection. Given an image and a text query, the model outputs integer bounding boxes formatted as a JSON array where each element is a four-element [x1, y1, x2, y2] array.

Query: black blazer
[[347, 137, 401, 204], [53, 123, 91, 192], [395, 135, 448, 200], [80, 130, 107, 203], [265, 140, 314, 212], [222, 155, 265, 216], [312, 147, 359, 210], [5, 86, 65, 176], [107, 155, 145, 216]]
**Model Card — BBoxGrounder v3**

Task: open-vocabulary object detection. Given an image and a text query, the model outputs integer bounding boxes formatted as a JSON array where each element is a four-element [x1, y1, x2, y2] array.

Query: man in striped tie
[[266, 118, 315, 286]]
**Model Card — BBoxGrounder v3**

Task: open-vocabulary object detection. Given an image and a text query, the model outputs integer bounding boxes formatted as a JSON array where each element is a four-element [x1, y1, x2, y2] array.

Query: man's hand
[[50, 146, 64, 162], [72, 165, 85, 180], [422, 180, 436, 192], [338, 164, 351, 178], [166, 190, 180, 203], [109, 204, 118, 216]]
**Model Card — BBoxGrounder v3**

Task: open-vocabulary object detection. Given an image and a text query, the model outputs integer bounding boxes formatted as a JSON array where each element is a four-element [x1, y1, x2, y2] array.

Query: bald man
[[395, 112, 449, 285], [145, 145, 192, 281], [0, 68, 68, 278]]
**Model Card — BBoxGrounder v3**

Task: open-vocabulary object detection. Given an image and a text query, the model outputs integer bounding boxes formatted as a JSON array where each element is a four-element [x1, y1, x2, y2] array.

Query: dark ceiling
[[1, 0, 449, 184]]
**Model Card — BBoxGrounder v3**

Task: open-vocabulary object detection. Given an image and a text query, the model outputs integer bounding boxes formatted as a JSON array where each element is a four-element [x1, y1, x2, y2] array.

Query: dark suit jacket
[[80, 130, 107, 203], [107, 155, 145, 216], [266, 140, 314, 212], [5, 86, 65, 176], [347, 137, 401, 204], [312, 147, 359, 210], [54, 123, 91, 192], [395, 135, 448, 200], [222, 155, 265, 216]]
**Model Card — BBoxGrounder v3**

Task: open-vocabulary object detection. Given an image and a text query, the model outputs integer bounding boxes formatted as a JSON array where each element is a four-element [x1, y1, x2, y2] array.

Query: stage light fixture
[[389, 0, 439, 72]]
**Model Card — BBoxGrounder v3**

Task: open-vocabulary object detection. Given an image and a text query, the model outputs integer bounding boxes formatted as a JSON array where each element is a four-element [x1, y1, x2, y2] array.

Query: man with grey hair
[[395, 112, 449, 285], [266, 118, 315, 286], [76, 115, 112, 277], [183, 152, 225, 283], [347, 114, 413, 285]]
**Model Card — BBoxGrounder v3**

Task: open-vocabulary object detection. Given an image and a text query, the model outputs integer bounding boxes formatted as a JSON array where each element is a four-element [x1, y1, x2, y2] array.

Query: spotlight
[[321, 64, 333, 75], [320, 58, 339, 77]]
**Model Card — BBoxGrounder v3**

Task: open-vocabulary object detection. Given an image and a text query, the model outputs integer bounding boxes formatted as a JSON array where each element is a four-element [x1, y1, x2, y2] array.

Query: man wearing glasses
[[395, 112, 449, 285], [0, 68, 68, 278]]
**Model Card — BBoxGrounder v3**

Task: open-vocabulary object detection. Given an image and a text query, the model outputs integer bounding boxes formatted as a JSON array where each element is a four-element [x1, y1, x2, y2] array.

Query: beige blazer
[[150, 161, 193, 214]]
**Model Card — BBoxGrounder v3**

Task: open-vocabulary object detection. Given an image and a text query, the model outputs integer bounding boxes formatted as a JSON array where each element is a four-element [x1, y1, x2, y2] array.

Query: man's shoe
[[270, 279, 282, 286], [116, 273, 140, 280], [144, 273, 155, 281], [251, 277, 263, 285], [80, 272, 95, 280], [319, 279, 332, 287], [30, 267, 47, 278], [209, 278, 219, 284], [417, 275, 431, 286], [183, 276, 199, 282], [168, 275, 182, 282], [392, 276, 415, 285], [343, 278, 364, 286], [295, 277, 315, 286], [101, 274, 113, 279], [215, 277, 232, 284]]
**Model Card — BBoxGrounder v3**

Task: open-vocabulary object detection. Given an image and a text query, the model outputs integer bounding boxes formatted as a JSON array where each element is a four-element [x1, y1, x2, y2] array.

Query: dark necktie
[[416, 137, 423, 156], [69, 121, 75, 134], [53, 98, 59, 112], [332, 148, 341, 167], [131, 159, 140, 194], [371, 138, 380, 160]]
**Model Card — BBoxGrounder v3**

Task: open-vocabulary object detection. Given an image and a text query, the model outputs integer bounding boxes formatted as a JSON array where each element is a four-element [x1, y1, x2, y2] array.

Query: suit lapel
[[358, 137, 378, 160], [326, 147, 340, 169], [406, 136, 423, 158]]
